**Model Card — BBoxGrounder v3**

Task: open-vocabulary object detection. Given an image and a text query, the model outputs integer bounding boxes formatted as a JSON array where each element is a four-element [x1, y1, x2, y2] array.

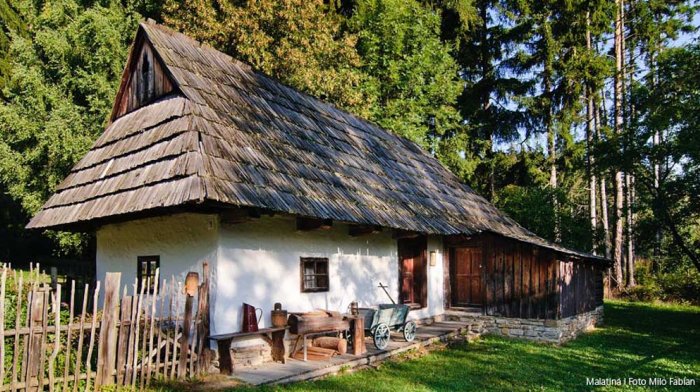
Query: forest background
[[1, 0, 698, 302]]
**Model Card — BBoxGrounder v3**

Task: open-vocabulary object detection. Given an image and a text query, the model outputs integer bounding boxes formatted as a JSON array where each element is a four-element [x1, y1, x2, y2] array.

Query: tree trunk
[[625, 25, 636, 288], [626, 173, 635, 287], [543, 17, 559, 243], [613, 0, 625, 288], [596, 92, 612, 260], [586, 11, 598, 254]]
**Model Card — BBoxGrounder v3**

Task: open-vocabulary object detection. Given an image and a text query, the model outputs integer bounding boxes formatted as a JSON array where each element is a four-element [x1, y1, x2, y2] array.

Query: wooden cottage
[[28, 22, 609, 349]]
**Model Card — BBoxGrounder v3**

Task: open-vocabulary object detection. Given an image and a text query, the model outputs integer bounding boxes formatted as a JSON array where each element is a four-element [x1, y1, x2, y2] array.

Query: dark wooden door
[[398, 236, 427, 307], [452, 247, 483, 306]]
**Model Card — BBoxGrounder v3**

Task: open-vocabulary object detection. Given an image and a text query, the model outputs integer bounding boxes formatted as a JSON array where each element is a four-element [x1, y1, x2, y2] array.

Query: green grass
[[234, 300, 700, 391]]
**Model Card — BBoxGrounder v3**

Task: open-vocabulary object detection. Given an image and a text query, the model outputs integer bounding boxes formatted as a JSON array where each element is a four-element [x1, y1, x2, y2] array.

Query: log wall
[[559, 259, 603, 318], [445, 234, 606, 320]]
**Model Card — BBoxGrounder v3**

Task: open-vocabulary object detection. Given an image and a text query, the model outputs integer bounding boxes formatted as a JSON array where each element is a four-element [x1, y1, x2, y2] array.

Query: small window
[[137, 255, 160, 294], [300, 257, 329, 292]]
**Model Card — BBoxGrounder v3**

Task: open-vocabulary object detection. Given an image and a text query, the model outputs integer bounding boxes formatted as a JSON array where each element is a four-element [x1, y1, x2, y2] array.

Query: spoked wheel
[[403, 321, 417, 342], [373, 323, 391, 350]]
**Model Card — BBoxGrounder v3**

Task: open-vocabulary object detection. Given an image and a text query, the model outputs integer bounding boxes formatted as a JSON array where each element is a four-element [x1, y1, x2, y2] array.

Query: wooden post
[[350, 315, 366, 356], [196, 263, 211, 374], [216, 339, 234, 375], [96, 273, 121, 387], [178, 272, 198, 379], [117, 295, 133, 385], [271, 330, 286, 364], [25, 290, 46, 392]]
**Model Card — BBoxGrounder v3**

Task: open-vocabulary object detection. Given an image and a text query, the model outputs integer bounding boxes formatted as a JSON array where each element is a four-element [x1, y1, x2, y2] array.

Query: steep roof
[[27, 21, 605, 262]]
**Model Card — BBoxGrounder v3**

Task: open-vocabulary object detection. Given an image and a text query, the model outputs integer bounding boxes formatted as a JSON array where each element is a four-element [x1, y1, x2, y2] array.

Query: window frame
[[300, 257, 329, 293], [137, 255, 160, 294]]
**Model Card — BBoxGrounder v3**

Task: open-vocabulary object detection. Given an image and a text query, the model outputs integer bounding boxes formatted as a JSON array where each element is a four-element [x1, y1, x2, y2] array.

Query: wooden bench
[[209, 327, 287, 375]]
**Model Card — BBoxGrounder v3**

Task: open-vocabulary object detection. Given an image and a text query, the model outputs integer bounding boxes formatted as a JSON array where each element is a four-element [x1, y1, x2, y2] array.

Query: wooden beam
[[219, 208, 263, 224], [348, 224, 382, 237], [392, 229, 420, 239], [296, 217, 332, 231]]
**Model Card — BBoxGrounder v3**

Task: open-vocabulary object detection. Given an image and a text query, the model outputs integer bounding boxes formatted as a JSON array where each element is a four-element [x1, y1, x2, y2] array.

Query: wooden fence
[[0, 262, 212, 391]]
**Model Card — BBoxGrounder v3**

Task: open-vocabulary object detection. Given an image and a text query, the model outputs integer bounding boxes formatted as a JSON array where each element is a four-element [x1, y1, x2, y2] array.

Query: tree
[[0, 0, 25, 92], [162, 0, 370, 117], [0, 0, 138, 255], [635, 44, 700, 273], [443, 0, 529, 199], [347, 0, 462, 149]]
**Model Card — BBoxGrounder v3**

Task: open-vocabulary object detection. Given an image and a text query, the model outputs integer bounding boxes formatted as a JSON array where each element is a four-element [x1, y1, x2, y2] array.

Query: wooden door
[[398, 236, 427, 307], [452, 247, 483, 306]]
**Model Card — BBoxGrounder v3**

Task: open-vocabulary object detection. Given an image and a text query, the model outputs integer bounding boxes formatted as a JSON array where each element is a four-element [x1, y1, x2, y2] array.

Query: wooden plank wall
[[484, 236, 560, 319], [446, 235, 560, 320], [559, 259, 602, 318], [113, 37, 174, 119]]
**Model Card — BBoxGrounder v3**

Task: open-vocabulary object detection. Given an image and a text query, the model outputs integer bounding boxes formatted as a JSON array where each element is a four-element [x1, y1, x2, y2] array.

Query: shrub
[[656, 269, 700, 304]]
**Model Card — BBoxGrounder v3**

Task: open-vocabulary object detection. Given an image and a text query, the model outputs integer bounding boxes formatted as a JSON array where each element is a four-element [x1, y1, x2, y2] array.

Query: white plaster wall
[[213, 215, 445, 336], [94, 212, 446, 343], [96, 213, 219, 300]]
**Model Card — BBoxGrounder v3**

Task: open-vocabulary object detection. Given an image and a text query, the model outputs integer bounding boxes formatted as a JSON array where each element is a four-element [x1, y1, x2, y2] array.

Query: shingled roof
[[27, 21, 605, 262]]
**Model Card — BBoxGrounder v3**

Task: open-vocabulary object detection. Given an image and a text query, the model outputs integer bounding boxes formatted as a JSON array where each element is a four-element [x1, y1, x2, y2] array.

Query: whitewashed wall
[[214, 215, 444, 335], [96, 213, 219, 301], [95, 213, 445, 341]]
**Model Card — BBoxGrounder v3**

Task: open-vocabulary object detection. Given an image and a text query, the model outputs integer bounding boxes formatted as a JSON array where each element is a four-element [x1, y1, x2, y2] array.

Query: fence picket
[[131, 277, 146, 388], [0, 267, 6, 389], [10, 275, 23, 392], [170, 281, 181, 380], [72, 284, 89, 392], [48, 284, 61, 392], [146, 269, 160, 386], [62, 280, 76, 392], [139, 278, 151, 391], [36, 286, 50, 392], [1, 265, 212, 392], [83, 281, 101, 392], [154, 279, 166, 379], [117, 294, 132, 386]]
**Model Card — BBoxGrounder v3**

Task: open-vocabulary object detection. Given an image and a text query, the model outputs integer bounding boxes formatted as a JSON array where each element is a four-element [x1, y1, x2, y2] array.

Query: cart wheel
[[403, 321, 416, 342], [373, 323, 390, 350]]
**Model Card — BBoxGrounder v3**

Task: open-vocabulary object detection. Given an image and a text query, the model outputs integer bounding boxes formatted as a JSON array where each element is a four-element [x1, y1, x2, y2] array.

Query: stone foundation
[[231, 344, 272, 368], [445, 306, 604, 344], [214, 307, 603, 369]]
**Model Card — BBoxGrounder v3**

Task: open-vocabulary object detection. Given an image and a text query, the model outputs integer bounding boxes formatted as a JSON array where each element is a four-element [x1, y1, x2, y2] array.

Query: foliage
[[162, 0, 370, 117], [632, 43, 700, 272], [0, 0, 26, 91], [0, 0, 138, 256], [347, 0, 462, 149]]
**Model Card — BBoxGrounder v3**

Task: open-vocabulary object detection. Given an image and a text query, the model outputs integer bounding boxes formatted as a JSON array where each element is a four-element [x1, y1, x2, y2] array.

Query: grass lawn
[[217, 300, 699, 391]]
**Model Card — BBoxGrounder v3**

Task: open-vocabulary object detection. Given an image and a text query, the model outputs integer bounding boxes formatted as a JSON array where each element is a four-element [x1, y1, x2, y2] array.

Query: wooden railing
[[0, 262, 212, 391]]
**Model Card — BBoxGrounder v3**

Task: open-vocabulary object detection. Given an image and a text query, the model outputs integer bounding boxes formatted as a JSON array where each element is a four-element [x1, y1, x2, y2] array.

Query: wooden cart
[[356, 304, 416, 350]]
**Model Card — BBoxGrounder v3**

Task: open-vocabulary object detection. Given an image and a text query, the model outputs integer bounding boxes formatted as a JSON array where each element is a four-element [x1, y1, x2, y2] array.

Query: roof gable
[[111, 29, 176, 120], [27, 21, 605, 262]]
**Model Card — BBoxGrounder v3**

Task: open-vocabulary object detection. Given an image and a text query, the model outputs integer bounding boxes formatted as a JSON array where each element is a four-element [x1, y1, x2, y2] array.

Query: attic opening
[[112, 36, 175, 119], [141, 52, 154, 103]]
